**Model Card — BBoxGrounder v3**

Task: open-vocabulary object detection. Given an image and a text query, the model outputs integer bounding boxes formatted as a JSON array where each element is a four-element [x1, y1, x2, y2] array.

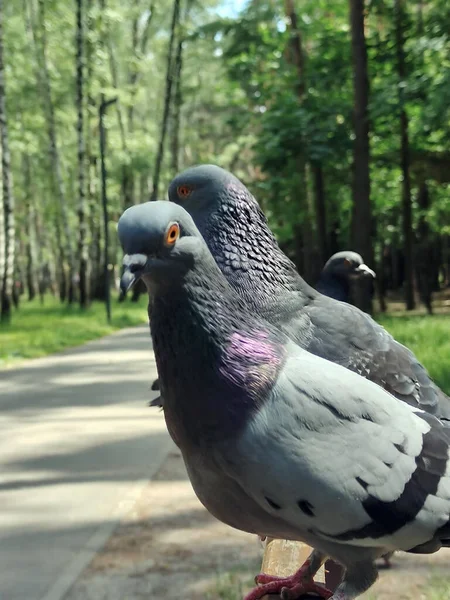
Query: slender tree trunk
[[23, 0, 65, 299], [170, 31, 183, 173], [23, 152, 37, 301], [31, 0, 76, 303], [150, 0, 180, 200], [76, 0, 89, 308], [0, 0, 16, 321], [106, 32, 134, 208], [395, 0, 415, 310], [284, 0, 305, 98], [0, 14, 4, 310], [99, 97, 116, 323], [349, 0, 373, 313], [284, 0, 316, 284], [414, 182, 432, 313], [128, 2, 155, 134], [312, 163, 328, 266], [170, 0, 192, 174], [85, 0, 102, 299]]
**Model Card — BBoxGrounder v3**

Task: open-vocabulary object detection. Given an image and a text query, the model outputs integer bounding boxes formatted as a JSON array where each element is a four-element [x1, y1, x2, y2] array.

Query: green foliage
[[1, 0, 450, 314], [0, 295, 148, 366]]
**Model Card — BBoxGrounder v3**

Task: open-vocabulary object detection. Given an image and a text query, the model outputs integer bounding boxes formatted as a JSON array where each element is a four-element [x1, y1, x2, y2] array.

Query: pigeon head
[[168, 164, 241, 223], [168, 165, 307, 308], [322, 251, 376, 281], [118, 201, 205, 293]]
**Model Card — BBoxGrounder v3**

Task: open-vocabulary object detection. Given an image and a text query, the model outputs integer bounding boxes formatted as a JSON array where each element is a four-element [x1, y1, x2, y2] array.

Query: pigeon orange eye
[[165, 223, 180, 246], [177, 185, 192, 199]]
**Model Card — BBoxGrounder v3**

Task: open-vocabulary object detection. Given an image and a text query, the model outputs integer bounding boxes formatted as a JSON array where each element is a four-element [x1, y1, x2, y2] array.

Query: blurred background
[[0, 0, 449, 355]]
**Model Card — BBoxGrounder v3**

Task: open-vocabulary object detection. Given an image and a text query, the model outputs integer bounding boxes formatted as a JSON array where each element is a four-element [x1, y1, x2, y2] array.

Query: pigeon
[[316, 251, 376, 304], [167, 165, 450, 421], [148, 250, 376, 405], [118, 201, 450, 600]]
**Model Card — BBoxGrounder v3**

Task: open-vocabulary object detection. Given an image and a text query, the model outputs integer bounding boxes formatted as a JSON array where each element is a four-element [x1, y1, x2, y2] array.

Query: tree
[[76, 0, 89, 308], [0, 0, 16, 321], [349, 0, 373, 313], [284, 0, 317, 284], [29, 0, 76, 303], [0, 0, 449, 315], [23, 151, 37, 301], [170, 0, 192, 173], [394, 0, 415, 310], [150, 0, 180, 200], [99, 96, 116, 323]]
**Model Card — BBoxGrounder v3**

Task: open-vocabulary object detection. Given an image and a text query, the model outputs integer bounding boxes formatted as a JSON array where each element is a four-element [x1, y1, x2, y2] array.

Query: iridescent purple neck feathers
[[149, 262, 287, 446], [221, 331, 286, 397]]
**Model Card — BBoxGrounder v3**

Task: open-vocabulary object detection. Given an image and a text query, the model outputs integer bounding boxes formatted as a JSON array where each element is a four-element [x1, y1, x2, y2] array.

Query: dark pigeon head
[[118, 201, 206, 293], [168, 164, 261, 231], [316, 251, 376, 303], [168, 165, 305, 308], [322, 251, 376, 281]]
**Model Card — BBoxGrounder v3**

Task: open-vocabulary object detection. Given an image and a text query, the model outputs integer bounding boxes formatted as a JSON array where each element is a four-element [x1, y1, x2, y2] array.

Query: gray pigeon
[[118, 201, 450, 600], [149, 250, 376, 401], [167, 165, 450, 421], [316, 251, 376, 304]]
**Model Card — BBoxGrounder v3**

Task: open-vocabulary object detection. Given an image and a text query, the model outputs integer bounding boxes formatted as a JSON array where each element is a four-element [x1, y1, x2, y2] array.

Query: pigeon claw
[[245, 570, 332, 600]]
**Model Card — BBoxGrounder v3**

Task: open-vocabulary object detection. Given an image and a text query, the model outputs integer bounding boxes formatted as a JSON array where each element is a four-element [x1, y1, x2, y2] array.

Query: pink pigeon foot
[[244, 560, 333, 600]]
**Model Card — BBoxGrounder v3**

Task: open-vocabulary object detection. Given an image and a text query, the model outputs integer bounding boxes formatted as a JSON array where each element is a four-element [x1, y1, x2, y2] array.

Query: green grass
[[421, 574, 450, 600], [377, 313, 450, 395], [0, 295, 148, 367], [1, 295, 448, 391], [207, 568, 256, 600]]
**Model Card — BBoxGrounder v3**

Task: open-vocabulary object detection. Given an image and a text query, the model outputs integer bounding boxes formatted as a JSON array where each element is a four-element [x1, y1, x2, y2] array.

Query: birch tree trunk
[[33, 0, 76, 303], [23, 152, 38, 301], [0, 0, 16, 321], [76, 0, 89, 308]]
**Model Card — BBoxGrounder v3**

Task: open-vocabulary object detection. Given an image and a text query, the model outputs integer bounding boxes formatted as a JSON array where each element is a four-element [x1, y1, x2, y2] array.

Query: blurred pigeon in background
[[316, 251, 376, 304]]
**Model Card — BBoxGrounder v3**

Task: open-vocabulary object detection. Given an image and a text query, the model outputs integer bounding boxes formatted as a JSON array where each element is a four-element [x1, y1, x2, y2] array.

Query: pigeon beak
[[120, 254, 148, 293], [120, 267, 139, 293], [354, 263, 376, 279]]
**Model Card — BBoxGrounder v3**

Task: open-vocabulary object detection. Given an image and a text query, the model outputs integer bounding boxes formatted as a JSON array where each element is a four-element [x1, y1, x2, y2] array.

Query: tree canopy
[[0, 0, 449, 319]]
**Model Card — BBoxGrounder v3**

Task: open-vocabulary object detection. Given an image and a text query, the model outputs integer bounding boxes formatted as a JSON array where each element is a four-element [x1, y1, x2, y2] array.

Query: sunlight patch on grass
[[0, 295, 148, 367]]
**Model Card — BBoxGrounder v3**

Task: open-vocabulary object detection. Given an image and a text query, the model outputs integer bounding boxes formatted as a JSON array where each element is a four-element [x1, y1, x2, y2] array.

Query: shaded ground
[[0, 326, 171, 600], [65, 449, 450, 600], [65, 449, 261, 600]]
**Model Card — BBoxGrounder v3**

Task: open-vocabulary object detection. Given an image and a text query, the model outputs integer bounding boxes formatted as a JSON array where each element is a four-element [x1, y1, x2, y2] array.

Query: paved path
[[0, 326, 173, 600]]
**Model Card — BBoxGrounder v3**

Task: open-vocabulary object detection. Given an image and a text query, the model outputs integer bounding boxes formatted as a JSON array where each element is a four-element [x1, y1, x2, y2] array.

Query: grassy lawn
[[377, 313, 450, 395], [0, 295, 448, 386], [0, 295, 148, 367]]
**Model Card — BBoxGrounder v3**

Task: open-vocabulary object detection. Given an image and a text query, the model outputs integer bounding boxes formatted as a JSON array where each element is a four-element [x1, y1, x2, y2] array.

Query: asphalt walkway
[[0, 326, 172, 600]]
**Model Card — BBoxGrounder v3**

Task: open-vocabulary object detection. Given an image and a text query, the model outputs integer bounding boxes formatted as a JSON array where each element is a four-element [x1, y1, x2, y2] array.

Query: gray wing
[[225, 350, 450, 552], [293, 297, 450, 420]]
